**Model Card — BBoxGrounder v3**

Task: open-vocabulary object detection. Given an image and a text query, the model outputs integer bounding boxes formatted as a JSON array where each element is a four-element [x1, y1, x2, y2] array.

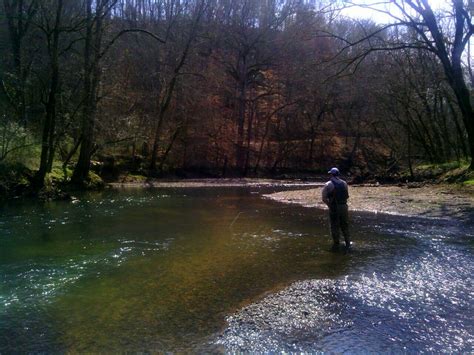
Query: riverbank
[[265, 183, 474, 222]]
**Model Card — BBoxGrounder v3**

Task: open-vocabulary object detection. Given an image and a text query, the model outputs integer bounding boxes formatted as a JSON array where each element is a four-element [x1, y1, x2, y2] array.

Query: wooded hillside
[[1, 0, 472, 188]]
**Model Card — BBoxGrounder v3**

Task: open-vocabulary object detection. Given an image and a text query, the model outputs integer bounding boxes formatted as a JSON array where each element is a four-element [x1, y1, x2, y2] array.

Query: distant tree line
[[0, 0, 472, 188]]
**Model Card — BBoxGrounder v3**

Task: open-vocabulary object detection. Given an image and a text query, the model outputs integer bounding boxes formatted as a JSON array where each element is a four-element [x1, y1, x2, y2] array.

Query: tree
[[1, 0, 38, 125], [148, 0, 208, 173], [211, 0, 295, 175], [71, 0, 119, 185], [33, 0, 64, 188]]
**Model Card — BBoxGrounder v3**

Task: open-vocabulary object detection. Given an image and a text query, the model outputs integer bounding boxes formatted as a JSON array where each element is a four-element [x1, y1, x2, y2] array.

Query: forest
[[0, 0, 473, 194]]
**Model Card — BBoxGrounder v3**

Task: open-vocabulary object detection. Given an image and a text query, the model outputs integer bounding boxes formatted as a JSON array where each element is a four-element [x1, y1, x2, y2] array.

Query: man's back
[[322, 177, 349, 206]]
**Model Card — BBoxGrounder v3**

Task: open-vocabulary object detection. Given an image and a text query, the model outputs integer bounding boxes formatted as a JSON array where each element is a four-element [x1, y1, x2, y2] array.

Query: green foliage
[[86, 171, 105, 189], [0, 162, 33, 196], [127, 174, 147, 182], [459, 169, 474, 186], [38, 169, 104, 200], [399, 161, 474, 185], [421, 161, 474, 184], [42, 173, 55, 194], [0, 117, 40, 169], [415, 161, 469, 173], [48, 166, 74, 183]]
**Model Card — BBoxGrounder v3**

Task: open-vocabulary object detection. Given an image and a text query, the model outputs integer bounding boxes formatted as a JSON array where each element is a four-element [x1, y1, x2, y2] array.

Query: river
[[0, 186, 472, 352]]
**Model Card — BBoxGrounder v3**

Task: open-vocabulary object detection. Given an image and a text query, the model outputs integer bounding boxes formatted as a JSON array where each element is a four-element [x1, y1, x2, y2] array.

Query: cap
[[328, 167, 340, 175]]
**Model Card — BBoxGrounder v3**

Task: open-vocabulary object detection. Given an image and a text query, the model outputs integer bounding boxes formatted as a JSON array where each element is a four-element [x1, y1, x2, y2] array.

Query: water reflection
[[0, 187, 472, 352]]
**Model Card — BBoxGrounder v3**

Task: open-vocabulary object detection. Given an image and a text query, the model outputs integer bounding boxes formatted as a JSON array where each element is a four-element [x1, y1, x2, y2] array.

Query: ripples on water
[[0, 192, 177, 351], [0, 228, 171, 313]]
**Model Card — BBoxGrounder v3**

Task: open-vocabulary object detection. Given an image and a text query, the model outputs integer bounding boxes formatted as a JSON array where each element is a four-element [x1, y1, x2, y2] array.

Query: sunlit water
[[0, 187, 472, 352]]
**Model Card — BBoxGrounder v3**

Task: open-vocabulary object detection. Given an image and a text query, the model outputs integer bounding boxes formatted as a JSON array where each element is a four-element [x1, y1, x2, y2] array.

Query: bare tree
[[33, 0, 64, 188], [2, 0, 38, 125], [148, 0, 208, 173], [332, 0, 474, 168]]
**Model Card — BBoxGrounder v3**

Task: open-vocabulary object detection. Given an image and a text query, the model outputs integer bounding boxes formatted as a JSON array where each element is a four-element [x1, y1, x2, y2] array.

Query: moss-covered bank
[[0, 163, 105, 200]]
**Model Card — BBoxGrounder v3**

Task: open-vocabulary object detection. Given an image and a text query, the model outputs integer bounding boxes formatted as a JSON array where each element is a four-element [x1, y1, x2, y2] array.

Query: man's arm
[[322, 182, 334, 206]]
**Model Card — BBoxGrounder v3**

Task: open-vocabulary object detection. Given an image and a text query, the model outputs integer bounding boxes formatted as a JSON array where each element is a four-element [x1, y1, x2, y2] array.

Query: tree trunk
[[407, 117, 414, 179], [33, 0, 62, 189], [3, 0, 37, 125], [446, 95, 468, 160], [149, 2, 204, 172], [236, 56, 247, 174], [158, 126, 180, 173], [422, 0, 474, 168], [450, 74, 474, 169], [72, 0, 103, 185], [243, 103, 254, 176]]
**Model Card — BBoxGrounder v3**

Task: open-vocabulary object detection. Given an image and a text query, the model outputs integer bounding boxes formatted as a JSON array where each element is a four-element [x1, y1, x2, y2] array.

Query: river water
[[0, 187, 472, 352]]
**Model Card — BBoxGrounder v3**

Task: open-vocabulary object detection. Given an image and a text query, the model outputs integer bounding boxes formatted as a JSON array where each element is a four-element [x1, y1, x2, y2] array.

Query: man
[[322, 167, 351, 251]]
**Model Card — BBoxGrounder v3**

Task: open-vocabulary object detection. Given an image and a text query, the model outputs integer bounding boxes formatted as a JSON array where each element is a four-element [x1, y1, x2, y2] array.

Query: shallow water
[[0, 187, 472, 352]]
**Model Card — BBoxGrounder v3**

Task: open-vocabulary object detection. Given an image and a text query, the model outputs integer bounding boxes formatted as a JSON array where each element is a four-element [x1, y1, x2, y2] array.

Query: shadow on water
[[0, 187, 472, 352]]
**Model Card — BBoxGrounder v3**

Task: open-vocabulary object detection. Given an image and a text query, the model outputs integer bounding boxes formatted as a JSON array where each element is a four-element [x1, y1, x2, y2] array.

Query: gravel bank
[[264, 184, 474, 222]]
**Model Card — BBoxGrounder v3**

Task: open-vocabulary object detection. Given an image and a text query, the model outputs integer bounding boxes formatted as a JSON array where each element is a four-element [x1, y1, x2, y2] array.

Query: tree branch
[[100, 28, 166, 59]]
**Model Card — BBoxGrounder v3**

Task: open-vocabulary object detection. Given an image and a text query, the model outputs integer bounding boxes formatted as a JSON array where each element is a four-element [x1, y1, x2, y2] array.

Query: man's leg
[[338, 204, 351, 249], [329, 211, 340, 250]]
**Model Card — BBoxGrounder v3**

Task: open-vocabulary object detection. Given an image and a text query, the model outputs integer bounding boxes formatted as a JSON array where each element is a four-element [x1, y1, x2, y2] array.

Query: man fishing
[[322, 167, 351, 252]]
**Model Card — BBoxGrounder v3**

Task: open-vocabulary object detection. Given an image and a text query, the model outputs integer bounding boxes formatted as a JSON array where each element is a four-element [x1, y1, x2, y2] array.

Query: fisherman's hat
[[328, 167, 340, 175]]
